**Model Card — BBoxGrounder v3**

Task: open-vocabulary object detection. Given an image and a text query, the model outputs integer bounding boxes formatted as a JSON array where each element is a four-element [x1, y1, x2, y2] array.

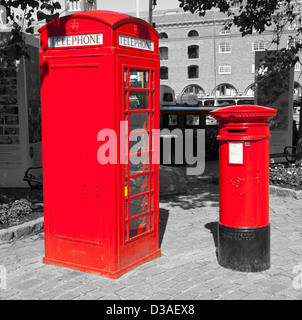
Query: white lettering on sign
[[229, 142, 243, 164], [48, 33, 103, 48], [118, 34, 154, 51]]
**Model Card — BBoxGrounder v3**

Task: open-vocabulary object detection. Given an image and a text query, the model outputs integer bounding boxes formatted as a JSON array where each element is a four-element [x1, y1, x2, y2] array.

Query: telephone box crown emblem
[[71, 20, 79, 32]]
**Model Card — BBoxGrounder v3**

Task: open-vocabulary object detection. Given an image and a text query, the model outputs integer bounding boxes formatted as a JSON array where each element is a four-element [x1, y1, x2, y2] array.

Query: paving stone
[[0, 163, 302, 300]]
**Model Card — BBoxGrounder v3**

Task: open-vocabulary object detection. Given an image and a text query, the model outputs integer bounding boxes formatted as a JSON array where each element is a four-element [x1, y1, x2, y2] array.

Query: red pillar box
[[39, 11, 161, 279], [210, 105, 277, 272]]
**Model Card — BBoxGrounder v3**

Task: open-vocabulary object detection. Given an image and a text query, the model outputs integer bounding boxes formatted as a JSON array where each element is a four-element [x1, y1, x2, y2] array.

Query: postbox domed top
[[210, 105, 277, 121], [38, 10, 159, 37]]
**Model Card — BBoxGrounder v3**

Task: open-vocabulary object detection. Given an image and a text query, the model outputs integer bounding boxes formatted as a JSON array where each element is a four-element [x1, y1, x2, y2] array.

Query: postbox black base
[[217, 224, 270, 272]]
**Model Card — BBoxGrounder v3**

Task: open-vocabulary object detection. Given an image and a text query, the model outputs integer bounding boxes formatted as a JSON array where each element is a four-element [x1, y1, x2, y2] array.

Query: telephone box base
[[43, 249, 161, 279], [217, 224, 270, 272]]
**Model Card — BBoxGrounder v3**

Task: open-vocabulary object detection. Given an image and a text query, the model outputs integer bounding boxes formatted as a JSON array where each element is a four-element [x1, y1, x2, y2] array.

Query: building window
[[219, 42, 231, 53], [245, 83, 256, 96], [188, 65, 199, 79], [181, 85, 205, 98], [295, 62, 301, 72], [219, 27, 231, 35], [289, 20, 301, 30], [232, 0, 240, 6], [188, 30, 199, 37], [160, 32, 168, 39], [160, 67, 168, 80], [218, 64, 231, 74], [188, 45, 199, 59], [213, 83, 237, 97], [252, 40, 266, 51], [69, 0, 81, 11], [287, 38, 302, 49], [252, 64, 255, 74], [159, 47, 168, 60]]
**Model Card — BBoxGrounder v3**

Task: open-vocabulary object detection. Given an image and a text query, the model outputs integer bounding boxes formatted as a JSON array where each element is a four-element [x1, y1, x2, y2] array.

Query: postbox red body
[[211, 105, 277, 272], [39, 11, 161, 278]]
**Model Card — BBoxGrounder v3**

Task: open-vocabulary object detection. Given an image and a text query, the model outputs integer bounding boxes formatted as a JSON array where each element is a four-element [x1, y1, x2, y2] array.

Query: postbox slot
[[227, 129, 247, 133]]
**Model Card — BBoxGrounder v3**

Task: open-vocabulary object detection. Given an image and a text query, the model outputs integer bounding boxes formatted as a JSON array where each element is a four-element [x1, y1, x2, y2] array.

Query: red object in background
[[211, 105, 277, 228], [211, 105, 277, 272], [39, 11, 161, 279]]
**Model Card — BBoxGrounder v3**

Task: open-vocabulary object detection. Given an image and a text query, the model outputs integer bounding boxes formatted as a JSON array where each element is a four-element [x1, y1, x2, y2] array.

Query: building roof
[[136, 7, 237, 27]]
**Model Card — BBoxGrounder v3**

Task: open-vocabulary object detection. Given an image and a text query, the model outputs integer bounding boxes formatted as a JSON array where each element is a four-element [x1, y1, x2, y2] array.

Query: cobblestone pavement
[[0, 164, 302, 300]]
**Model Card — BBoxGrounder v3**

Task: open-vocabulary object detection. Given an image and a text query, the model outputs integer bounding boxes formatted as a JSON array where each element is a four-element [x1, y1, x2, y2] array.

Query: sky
[[97, 0, 181, 14]]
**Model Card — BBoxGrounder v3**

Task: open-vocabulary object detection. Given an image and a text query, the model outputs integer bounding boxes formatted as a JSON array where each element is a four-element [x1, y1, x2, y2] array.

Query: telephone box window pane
[[129, 112, 149, 131], [129, 91, 149, 110], [129, 132, 149, 153], [129, 194, 148, 218], [129, 153, 149, 176], [150, 192, 154, 210], [151, 71, 154, 88], [186, 114, 200, 126], [129, 174, 149, 197], [125, 222, 128, 241], [130, 214, 149, 239], [124, 91, 128, 109], [150, 212, 153, 230], [124, 69, 128, 87], [125, 200, 128, 218], [129, 69, 149, 88], [124, 180, 128, 198]]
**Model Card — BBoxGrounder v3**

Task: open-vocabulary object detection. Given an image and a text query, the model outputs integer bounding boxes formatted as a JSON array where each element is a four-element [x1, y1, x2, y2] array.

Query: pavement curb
[[269, 185, 302, 200], [1, 178, 301, 244], [0, 216, 44, 243]]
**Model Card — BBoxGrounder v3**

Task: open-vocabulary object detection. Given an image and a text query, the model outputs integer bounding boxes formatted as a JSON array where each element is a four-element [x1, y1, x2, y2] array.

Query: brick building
[[139, 6, 302, 107]]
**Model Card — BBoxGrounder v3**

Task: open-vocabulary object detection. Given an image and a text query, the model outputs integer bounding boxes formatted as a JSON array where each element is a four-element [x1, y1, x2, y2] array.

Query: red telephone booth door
[[119, 57, 160, 270]]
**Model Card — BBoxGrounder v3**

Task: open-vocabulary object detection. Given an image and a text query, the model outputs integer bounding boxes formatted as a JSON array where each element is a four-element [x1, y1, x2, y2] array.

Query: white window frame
[[287, 38, 302, 49], [295, 62, 301, 72], [252, 40, 266, 51], [251, 63, 255, 74], [69, 0, 81, 11], [219, 27, 231, 35], [219, 42, 231, 53], [218, 64, 231, 74]]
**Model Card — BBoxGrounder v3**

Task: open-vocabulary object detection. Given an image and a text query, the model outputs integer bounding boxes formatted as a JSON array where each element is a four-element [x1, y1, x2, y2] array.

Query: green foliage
[[0, 0, 61, 61], [178, 0, 302, 165], [0, 199, 32, 224], [178, 0, 302, 67]]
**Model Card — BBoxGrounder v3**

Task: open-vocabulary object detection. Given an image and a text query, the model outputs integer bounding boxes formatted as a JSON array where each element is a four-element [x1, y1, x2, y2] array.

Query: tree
[[178, 0, 302, 164], [0, 0, 61, 61]]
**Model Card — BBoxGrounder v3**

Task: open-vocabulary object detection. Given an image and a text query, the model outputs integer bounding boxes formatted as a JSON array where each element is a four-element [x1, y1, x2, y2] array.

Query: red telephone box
[[39, 11, 161, 278]]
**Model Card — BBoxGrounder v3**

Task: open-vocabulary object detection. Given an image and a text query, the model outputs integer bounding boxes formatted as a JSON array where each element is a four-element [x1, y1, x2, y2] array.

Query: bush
[[0, 199, 32, 224], [269, 163, 302, 189]]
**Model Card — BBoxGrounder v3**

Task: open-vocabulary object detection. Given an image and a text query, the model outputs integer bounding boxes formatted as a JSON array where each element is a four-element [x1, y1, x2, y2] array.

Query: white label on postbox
[[229, 142, 243, 164], [48, 33, 103, 48], [118, 34, 154, 51]]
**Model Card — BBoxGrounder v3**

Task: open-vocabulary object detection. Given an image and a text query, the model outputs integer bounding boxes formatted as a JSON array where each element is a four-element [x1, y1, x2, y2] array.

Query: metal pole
[[148, 0, 153, 24], [213, 25, 217, 105], [136, 0, 140, 18]]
